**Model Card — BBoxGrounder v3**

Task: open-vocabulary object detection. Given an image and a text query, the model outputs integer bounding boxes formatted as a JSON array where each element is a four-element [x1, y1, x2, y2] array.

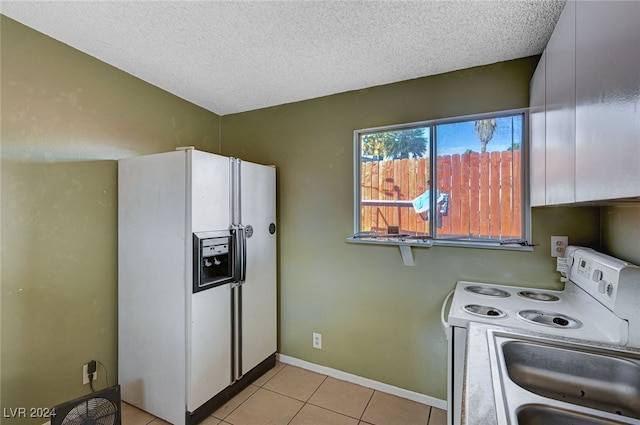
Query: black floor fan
[[52, 385, 121, 425]]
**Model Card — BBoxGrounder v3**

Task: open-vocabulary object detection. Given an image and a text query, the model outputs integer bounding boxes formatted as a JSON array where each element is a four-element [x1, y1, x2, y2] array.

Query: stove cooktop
[[447, 280, 628, 345]]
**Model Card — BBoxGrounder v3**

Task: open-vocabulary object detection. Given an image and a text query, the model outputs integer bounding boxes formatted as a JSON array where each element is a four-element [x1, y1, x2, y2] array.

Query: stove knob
[[592, 269, 603, 282], [597, 280, 613, 295]]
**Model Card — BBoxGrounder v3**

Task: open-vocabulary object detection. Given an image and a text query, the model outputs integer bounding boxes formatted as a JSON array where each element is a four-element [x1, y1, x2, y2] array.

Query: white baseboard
[[276, 353, 447, 411]]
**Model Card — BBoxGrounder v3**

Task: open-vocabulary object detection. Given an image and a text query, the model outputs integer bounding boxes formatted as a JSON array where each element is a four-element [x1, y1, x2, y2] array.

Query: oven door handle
[[440, 290, 455, 337]]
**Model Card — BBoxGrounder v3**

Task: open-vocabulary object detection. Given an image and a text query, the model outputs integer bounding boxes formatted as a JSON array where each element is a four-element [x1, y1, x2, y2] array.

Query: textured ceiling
[[1, 1, 565, 115]]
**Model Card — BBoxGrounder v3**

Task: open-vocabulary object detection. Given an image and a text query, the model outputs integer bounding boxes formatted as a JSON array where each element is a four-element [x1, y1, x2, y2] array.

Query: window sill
[[346, 236, 434, 247], [346, 237, 533, 266]]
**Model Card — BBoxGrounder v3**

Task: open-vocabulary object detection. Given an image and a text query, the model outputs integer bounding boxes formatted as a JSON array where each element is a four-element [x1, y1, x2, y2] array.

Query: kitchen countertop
[[462, 322, 640, 425], [463, 322, 500, 425]]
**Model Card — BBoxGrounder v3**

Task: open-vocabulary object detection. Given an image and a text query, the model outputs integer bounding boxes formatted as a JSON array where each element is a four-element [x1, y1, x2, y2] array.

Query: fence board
[[479, 153, 490, 236], [460, 153, 471, 236], [372, 163, 376, 232], [450, 154, 461, 235], [371, 161, 380, 231], [489, 152, 501, 237], [513, 150, 522, 236], [469, 153, 480, 236], [438, 155, 451, 234], [363, 161, 371, 232], [401, 158, 410, 232], [417, 157, 429, 235], [383, 160, 393, 229], [416, 158, 428, 235], [500, 151, 512, 237]]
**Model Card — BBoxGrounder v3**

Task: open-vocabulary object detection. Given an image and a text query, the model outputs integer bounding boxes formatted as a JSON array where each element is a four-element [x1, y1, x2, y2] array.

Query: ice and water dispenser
[[193, 231, 234, 292]]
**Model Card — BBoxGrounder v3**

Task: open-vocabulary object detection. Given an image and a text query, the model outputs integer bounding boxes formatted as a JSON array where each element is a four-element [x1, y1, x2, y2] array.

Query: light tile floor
[[122, 362, 447, 425]]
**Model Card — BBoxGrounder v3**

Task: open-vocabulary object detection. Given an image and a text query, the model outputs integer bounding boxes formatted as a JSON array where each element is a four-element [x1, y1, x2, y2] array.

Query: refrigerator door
[[239, 160, 277, 375], [188, 151, 233, 411]]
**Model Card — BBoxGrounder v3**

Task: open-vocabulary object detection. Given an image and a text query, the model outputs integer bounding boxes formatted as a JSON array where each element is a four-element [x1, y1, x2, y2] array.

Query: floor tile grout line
[[304, 373, 328, 401], [304, 400, 367, 422], [259, 362, 287, 387], [425, 404, 433, 425], [211, 384, 261, 421], [306, 400, 373, 423], [285, 396, 307, 425], [211, 362, 288, 421], [359, 389, 377, 422]]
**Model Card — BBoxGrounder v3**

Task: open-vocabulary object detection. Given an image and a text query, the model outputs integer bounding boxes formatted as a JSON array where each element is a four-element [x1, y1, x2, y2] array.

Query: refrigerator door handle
[[241, 225, 247, 283], [230, 225, 241, 285], [238, 225, 247, 283], [231, 224, 247, 284]]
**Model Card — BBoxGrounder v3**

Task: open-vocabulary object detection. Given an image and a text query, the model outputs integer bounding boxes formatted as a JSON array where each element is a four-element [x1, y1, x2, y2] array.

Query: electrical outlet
[[551, 236, 568, 258], [82, 364, 97, 385], [312, 332, 322, 349]]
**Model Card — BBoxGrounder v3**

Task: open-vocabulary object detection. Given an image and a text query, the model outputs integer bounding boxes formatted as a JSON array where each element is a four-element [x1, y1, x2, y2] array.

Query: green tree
[[362, 128, 427, 159], [474, 119, 497, 153]]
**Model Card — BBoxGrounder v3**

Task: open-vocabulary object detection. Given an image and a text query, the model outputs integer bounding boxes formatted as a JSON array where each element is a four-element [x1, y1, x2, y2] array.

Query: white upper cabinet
[[575, 1, 640, 202], [529, 51, 546, 207], [530, 0, 640, 205], [544, 0, 576, 205]]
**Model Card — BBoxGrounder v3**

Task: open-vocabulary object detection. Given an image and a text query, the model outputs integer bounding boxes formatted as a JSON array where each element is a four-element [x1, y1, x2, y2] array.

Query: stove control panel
[[576, 256, 614, 295], [566, 246, 640, 343], [569, 247, 624, 308]]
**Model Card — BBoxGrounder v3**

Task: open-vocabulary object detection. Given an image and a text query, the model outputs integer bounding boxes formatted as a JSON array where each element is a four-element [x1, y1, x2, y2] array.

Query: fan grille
[[61, 397, 117, 425]]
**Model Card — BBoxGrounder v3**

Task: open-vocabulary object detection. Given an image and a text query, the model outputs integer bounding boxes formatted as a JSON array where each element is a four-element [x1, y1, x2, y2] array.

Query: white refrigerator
[[118, 148, 277, 425]]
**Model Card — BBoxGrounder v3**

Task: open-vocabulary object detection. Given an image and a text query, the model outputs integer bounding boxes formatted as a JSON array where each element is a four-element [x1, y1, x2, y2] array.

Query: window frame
[[351, 108, 532, 251]]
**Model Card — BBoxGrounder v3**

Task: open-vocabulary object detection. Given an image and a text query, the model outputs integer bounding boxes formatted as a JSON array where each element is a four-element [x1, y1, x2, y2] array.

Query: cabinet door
[[529, 52, 546, 207], [545, 0, 576, 205], [575, 1, 640, 201]]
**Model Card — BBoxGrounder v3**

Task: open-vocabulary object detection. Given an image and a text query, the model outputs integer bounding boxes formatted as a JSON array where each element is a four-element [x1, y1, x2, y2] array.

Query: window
[[354, 110, 529, 247]]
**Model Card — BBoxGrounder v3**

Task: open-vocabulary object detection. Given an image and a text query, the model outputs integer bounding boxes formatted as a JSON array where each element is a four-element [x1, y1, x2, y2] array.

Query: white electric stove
[[440, 246, 640, 425]]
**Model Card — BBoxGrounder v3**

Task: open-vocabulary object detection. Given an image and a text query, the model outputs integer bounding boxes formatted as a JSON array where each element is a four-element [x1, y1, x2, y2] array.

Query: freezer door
[[189, 284, 232, 411], [191, 150, 231, 232], [189, 151, 234, 411], [239, 160, 277, 374]]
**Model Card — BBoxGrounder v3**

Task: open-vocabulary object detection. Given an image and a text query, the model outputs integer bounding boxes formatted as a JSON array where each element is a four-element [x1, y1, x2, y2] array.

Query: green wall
[[3, 13, 622, 418], [601, 205, 640, 265], [1, 16, 219, 421], [220, 59, 601, 398]]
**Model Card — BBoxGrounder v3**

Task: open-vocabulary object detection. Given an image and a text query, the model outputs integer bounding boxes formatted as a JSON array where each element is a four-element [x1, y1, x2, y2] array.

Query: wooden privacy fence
[[360, 150, 522, 238]]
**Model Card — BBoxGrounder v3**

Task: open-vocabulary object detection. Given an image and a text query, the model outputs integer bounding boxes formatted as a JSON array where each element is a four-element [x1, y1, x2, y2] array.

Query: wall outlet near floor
[[82, 363, 97, 385], [312, 332, 322, 349], [551, 236, 568, 257]]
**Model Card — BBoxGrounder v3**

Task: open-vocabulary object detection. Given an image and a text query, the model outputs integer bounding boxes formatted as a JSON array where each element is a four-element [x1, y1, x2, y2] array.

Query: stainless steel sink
[[488, 331, 640, 425], [517, 404, 630, 425], [503, 341, 640, 418]]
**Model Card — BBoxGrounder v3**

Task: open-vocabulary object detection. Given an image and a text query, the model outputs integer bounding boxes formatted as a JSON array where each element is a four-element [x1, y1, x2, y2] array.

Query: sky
[[361, 114, 524, 159], [436, 115, 523, 155]]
